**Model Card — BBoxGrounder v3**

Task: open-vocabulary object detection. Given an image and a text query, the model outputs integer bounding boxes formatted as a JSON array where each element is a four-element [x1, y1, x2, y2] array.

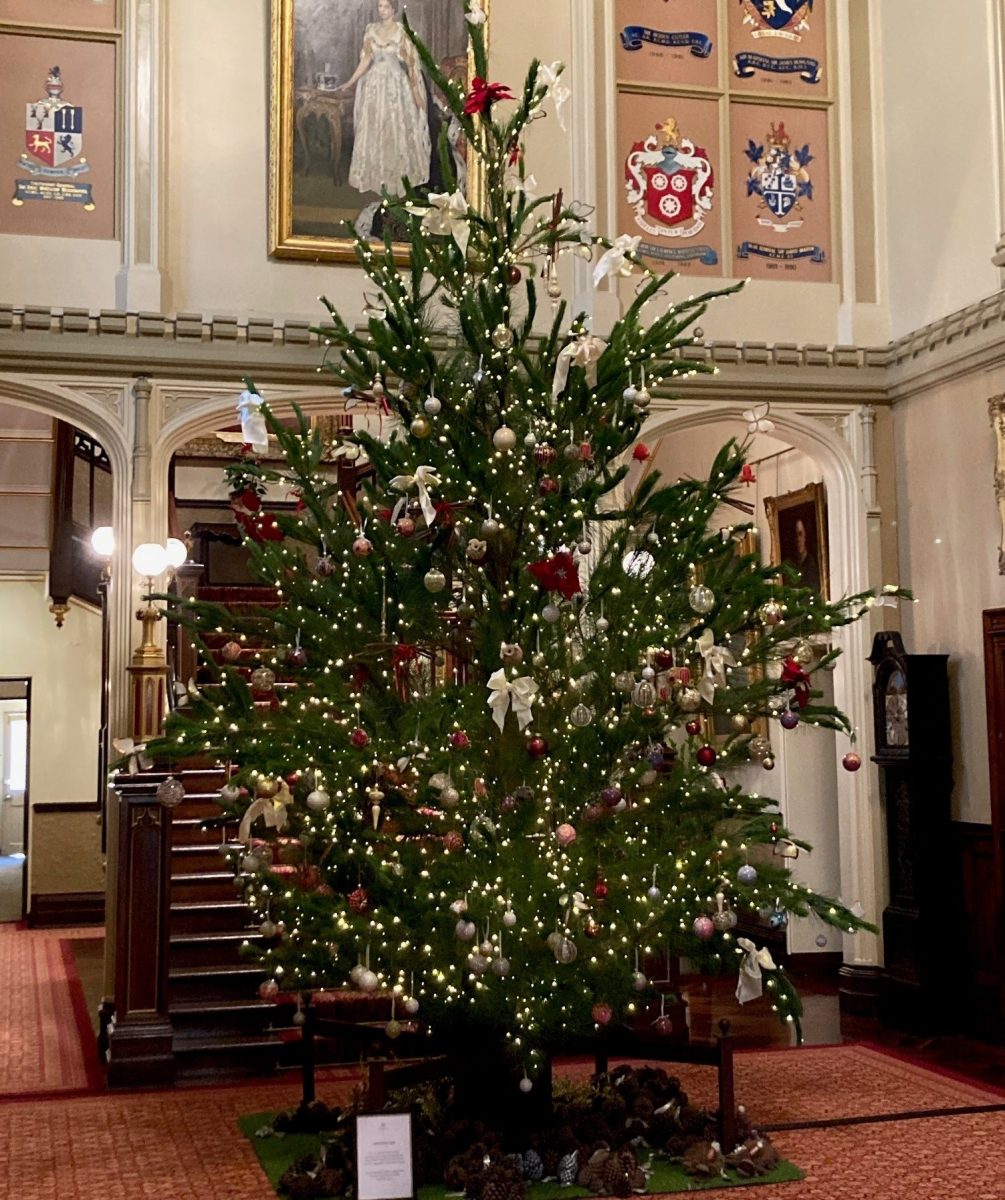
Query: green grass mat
[[239, 1113, 804, 1197]]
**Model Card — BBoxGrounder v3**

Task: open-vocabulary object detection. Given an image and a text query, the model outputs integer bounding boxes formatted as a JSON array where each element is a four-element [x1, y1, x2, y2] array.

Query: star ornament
[[528, 552, 582, 599]]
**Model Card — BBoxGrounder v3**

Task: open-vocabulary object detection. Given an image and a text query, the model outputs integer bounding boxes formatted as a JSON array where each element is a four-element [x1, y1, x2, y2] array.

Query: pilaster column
[[990, 1, 1005, 279], [115, 0, 168, 311]]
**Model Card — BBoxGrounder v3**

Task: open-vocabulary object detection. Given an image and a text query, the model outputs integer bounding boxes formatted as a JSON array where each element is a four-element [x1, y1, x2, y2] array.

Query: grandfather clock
[[868, 632, 954, 1030]]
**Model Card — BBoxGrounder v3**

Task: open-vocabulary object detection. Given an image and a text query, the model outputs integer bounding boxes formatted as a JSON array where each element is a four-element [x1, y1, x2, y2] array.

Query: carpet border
[[855, 1039, 1005, 1100], [58, 936, 107, 1093]]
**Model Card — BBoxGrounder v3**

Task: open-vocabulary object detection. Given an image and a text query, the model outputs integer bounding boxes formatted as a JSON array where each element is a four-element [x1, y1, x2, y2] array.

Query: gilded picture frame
[[764, 481, 829, 601], [269, 0, 487, 264]]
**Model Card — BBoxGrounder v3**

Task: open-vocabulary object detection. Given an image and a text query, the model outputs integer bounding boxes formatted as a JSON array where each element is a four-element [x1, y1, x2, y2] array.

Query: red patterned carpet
[[0, 924, 1004, 1198], [0, 1051, 1003, 1199], [0, 924, 102, 1096]]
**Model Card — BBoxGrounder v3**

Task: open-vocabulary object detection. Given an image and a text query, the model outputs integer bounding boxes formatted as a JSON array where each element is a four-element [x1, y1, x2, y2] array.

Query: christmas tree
[[157, 3, 879, 1088]]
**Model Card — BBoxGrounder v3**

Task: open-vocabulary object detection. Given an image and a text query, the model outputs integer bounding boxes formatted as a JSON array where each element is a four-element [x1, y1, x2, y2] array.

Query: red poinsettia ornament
[[464, 76, 515, 115], [781, 658, 812, 708], [528, 552, 582, 599]]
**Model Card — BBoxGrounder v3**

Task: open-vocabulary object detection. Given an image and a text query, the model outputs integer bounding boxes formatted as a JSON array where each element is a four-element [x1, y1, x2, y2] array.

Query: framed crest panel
[[269, 0, 484, 263], [730, 102, 831, 281], [728, 0, 827, 95], [614, 0, 719, 90], [0, 31, 116, 239], [0, 0, 118, 30], [616, 90, 724, 276]]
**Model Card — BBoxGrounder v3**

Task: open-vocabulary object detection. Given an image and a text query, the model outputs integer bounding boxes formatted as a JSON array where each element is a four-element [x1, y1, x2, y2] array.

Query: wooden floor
[[684, 971, 1005, 1096]]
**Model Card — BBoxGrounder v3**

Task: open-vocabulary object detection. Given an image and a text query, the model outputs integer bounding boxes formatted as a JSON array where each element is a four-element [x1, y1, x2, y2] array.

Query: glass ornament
[[614, 671, 636, 692], [492, 425, 517, 451], [306, 789, 331, 812], [553, 936, 578, 964], [747, 735, 771, 761], [250, 667, 276, 692], [688, 583, 716, 614], [315, 556, 335, 578], [569, 703, 593, 728], [678, 686, 701, 712], [631, 679, 658, 707], [491, 324, 514, 350], [220, 783, 242, 804], [424, 395, 442, 415], [410, 415, 432, 439], [156, 777, 185, 807], [760, 599, 784, 626], [424, 568, 447, 593]]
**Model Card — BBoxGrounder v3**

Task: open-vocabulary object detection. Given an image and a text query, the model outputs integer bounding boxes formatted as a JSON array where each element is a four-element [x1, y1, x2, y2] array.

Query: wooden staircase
[[166, 765, 292, 1080]]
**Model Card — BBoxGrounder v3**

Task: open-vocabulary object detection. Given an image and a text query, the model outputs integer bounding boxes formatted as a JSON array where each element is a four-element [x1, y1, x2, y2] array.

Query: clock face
[[884, 668, 909, 748]]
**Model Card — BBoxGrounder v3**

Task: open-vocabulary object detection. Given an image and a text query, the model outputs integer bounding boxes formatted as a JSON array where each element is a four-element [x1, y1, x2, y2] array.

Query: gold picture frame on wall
[[764, 481, 829, 601], [269, 0, 487, 263]]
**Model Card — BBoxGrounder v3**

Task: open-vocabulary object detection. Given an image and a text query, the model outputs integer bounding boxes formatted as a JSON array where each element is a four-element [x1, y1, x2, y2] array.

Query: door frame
[[983, 611, 1005, 1024], [0, 678, 31, 920]]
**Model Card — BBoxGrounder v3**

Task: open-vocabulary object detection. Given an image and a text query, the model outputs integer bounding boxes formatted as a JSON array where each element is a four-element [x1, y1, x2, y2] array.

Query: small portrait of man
[[766, 484, 828, 601]]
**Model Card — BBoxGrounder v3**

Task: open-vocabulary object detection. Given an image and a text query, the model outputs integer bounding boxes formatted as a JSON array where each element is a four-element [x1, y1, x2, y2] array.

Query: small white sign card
[[355, 1112, 415, 1200]]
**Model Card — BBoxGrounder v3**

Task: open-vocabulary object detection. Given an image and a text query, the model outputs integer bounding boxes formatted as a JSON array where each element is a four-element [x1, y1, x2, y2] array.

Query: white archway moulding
[[0, 376, 135, 742], [640, 398, 887, 971]]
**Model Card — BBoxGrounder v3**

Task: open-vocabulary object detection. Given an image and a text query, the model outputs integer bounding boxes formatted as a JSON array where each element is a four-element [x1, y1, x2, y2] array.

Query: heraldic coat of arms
[[624, 117, 714, 240], [741, 0, 813, 35], [744, 121, 813, 232]]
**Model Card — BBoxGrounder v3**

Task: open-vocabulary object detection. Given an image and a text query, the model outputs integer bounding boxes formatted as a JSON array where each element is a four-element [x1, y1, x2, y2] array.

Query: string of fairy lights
[[159, 16, 883, 1074]]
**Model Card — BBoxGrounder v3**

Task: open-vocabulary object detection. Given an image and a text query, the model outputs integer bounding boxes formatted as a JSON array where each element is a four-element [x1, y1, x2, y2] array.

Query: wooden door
[[982, 609, 1005, 1024]]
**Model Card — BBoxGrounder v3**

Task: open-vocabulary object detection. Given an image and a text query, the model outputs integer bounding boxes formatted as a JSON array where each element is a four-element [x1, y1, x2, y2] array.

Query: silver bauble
[[542, 603, 561, 624], [357, 968, 378, 992], [678, 687, 701, 712], [424, 568, 447, 593], [424, 395, 442, 415], [688, 583, 716, 614], [492, 425, 517, 451], [306, 789, 331, 812], [570, 703, 593, 728]]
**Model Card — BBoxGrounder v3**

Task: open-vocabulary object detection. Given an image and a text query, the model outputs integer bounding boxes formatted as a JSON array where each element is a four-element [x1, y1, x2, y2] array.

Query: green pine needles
[[154, 3, 884, 1070]]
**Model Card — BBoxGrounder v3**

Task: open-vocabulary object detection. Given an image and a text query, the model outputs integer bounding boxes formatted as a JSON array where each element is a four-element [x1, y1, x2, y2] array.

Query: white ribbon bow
[[389, 465, 441, 527], [536, 62, 571, 131], [237, 781, 293, 845], [236, 389, 268, 454], [552, 333, 608, 399], [736, 937, 776, 1005], [112, 738, 152, 775], [486, 668, 539, 732], [697, 629, 736, 705], [465, 0, 486, 25], [593, 234, 642, 287], [406, 190, 470, 256]]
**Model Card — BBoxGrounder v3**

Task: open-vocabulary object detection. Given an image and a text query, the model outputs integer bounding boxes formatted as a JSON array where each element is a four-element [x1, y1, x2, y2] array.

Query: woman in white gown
[[338, 0, 432, 196]]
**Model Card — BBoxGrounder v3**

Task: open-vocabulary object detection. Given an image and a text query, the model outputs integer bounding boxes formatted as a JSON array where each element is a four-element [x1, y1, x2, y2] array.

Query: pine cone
[[557, 1150, 579, 1186], [522, 1150, 544, 1181], [477, 1163, 525, 1200], [682, 1141, 725, 1179]]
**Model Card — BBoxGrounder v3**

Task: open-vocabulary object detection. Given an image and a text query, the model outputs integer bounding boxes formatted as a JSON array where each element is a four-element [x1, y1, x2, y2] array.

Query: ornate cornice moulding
[[3, 286, 1005, 403]]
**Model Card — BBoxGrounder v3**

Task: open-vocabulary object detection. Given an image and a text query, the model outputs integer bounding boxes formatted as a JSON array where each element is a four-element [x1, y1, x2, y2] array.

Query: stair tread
[[171, 930, 260, 945], [171, 870, 238, 883], [171, 998, 277, 1015], [171, 900, 249, 913], [170, 963, 266, 979], [173, 1031, 285, 1052]]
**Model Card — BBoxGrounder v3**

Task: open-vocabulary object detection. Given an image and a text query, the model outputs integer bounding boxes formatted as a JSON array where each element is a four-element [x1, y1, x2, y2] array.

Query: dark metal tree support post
[[107, 776, 175, 1087]]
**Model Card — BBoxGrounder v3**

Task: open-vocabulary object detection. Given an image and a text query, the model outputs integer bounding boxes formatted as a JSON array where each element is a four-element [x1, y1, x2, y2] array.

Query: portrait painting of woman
[[270, 0, 477, 260]]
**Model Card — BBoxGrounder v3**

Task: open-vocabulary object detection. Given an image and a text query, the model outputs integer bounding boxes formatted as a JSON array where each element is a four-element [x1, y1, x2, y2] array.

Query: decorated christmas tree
[[157, 3, 879, 1092]]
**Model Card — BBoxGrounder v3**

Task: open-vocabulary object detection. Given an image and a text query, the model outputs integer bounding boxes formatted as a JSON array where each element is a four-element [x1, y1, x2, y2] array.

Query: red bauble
[[632, 443, 651, 462], [593, 880, 609, 900], [287, 646, 308, 667], [538, 476, 559, 496], [653, 1014, 675, 1036], [347, 886, 370, 913], [780, 710, 799, 730], [654, 649, 674, 670], [842, 751, 862, 772], [221, 640, 243, 663], [696, 744, 717, 767], [349, 728, 370, 749], [534, 444, 557, 466], [600, 785, 622, 807], [584, 918, 601, 939], [443, 830, 464, 852], [396, 517, 416, 537], [285, 771, 301, 786], [507, 265, 522, 285], [591, 1002, 613, 1026], [685, 719, 702, 737], [449, 730, 470, 750], [527, 734, 549, 759], [584, 803, 606, 823]]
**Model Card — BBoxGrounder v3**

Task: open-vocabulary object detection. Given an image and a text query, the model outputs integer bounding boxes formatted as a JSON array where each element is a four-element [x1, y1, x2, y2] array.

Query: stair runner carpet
[[1, 1047, 1004, 1199], [0, 925, 104, 1097]]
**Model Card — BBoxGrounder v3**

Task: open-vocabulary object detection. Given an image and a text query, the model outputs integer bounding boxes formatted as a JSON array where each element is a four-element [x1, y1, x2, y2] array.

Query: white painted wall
[[650, 419, 842, 953], [893, 366, 1005, 824], [877, 0, 1002, 339], [0, 578, 104, 897]]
